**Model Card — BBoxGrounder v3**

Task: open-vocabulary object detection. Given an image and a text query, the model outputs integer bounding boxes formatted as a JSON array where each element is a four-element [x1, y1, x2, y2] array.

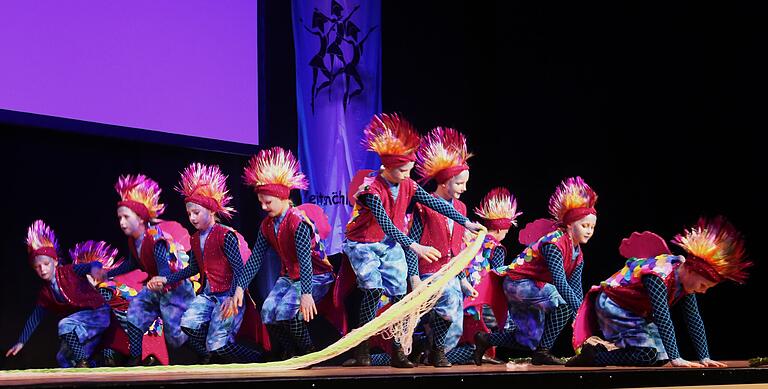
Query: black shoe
[[565, 343, 607, 367], [532, 348, 565, 365], [342, 340, 371, 367], [429, 347, 452, 368], [128, 354, 160, 366], [74, 359, 90, 368], [142, 355, 160, 366], [473, 332, 491, 366], [390, 344, 415, 368]]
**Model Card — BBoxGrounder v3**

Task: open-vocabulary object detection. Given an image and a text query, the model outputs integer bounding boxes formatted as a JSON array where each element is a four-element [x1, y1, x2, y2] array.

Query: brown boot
[[74, 359, 90, 368], [429, 346, 452, 368], [390, 344, 415, 368], [342, 340, 371, 367]]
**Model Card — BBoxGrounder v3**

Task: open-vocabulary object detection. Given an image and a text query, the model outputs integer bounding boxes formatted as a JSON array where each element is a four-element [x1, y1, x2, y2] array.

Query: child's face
[[439, 170, 469, 200], [489, 228, 510, 242], [568, 214, 597, 244], [384, 162, 415, 184], [258, 193, 289, 218], [680, 264, 719, 294], [32, 255, 57, 281], [186, 202, 214, 231], [117, 206, 144, 238]]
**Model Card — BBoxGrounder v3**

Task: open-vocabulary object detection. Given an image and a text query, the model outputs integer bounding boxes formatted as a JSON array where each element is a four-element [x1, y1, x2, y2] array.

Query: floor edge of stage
[[1, 361, 767, 388]]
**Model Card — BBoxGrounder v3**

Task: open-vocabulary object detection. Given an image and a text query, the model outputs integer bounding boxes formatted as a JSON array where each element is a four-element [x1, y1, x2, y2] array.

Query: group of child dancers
[[7, 113, 750, 370]]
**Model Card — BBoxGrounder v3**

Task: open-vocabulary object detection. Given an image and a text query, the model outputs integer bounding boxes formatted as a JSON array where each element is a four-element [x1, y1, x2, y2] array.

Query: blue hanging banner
[[292, 0, 382, 254]]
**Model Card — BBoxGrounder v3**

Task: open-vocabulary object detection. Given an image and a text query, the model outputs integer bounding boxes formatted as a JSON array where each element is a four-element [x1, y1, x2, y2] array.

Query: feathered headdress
[[363, 113, 421, 168], [415, 127, 472, 184], [474, 188, 522, 230], [672, 216, 751, 283], [548, 176, 597, 225], [115, 174, 165, 222], [26, 220, 60, 262], [69, 240, 123, 271], [176, 163, 235, 219], [243, 147, 308, 199]]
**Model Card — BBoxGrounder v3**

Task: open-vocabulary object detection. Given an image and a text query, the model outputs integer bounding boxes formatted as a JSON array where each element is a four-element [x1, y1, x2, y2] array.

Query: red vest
[[345, 175, 417, 243], [417, 197, 466, 275], [190, 224, 238, 294], [600, 254, 685, 318], [261, 207, 334, 280], [36, 265, 105, 316], [128, 232, 163, 277], [507, 229, 583, 285]]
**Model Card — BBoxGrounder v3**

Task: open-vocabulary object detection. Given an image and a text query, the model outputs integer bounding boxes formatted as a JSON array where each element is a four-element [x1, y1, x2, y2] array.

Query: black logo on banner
[[301, 0, 377, 114]]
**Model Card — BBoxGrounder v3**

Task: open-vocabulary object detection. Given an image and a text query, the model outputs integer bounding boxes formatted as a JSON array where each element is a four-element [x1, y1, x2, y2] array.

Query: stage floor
[[1, 361, 767, 388]]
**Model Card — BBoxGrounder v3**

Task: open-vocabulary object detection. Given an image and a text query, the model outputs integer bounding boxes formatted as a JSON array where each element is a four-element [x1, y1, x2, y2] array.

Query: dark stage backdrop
[[378, 1, 765, 361], [1, 1, 764, 369]]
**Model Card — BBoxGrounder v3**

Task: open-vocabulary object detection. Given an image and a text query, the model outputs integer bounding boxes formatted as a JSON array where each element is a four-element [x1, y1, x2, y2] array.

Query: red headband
[[480, 218, 513, 231], [434, 164, 469, 184], [685, 256, 723, 283], [184, 194, 221, 214], [29, 247, 58, 262], [117, 200, 151, 222], [256, 184, 291, 200], [380, 153, 416, 169], [562, 207, 597, 225]]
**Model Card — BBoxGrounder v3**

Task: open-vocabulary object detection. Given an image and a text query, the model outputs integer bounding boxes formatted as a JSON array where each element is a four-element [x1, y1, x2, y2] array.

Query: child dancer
[[150, 163, 262, 363], [465, 187, 522, 365], [475, 177, 597, 365], [568, 217, 749, 367], [6, 221, 110, 368], [237, 147, 335, 358], [405, 127, 477, 367], [108, 174, 195, 365], [342, 114, 484, 368]]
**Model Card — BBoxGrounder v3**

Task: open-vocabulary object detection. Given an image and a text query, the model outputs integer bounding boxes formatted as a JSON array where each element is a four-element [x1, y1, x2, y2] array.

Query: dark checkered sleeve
[[642, 274, 680, 360]]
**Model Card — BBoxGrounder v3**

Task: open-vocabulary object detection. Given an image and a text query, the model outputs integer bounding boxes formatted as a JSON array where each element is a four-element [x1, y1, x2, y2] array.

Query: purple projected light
[[0, 1, 258, 145]]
